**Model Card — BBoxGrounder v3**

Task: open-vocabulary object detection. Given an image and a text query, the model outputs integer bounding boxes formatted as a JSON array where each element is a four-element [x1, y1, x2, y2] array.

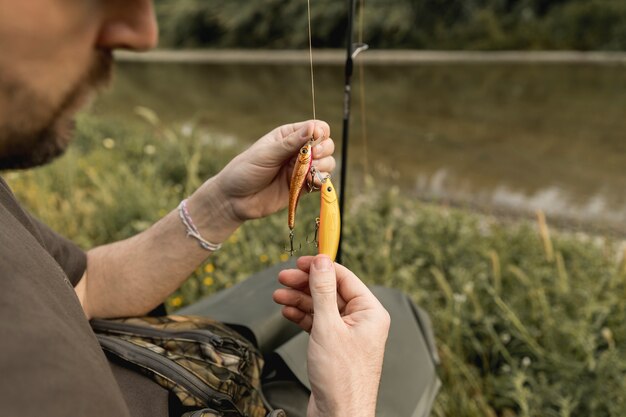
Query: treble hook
[[307, 166, 329, 192], [307, 169, 320, 193], [284, 229, 301, 256], [306, 218, 320, 247]]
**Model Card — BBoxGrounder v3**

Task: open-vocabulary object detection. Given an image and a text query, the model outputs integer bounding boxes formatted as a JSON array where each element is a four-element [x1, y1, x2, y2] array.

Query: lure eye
[[301, 148, 308, 154], [327, 187, 332, 192]]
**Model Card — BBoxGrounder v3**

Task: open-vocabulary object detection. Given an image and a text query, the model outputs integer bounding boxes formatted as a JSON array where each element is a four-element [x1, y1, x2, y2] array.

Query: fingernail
[[313, 127, 324, 139], [313, 255, 332, 272]]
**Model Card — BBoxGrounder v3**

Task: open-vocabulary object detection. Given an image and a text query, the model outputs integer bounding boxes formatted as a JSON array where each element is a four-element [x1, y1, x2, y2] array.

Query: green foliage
[[346, 186, 626, 416], [156, 0, 347, 48], [6, 113, 626, 416], [153, 0, 626, 50], [544, 0, 626, 50]]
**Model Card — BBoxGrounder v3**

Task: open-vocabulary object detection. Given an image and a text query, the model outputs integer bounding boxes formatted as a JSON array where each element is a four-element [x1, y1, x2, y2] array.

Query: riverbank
[[6, 113, 626, 417], [114, 49, 626, 65], [98, 58, 626, 238]]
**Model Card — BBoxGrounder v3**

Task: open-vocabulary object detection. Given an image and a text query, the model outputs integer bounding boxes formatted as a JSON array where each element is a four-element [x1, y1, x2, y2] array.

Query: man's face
[[0, 0, 157, 170]]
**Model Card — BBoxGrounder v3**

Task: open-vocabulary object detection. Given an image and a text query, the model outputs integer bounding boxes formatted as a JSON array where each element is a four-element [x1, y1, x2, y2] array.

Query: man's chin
[[0, 49, 111, 172], [0, 118, 75, 171]]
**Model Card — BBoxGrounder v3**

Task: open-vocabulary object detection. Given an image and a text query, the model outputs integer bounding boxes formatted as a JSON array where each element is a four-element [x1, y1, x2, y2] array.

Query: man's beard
[[0, 49, 113, 170]]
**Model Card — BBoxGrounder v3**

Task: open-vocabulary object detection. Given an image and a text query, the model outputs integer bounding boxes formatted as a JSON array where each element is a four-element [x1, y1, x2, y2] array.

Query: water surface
[[92, 61, 626, 235]]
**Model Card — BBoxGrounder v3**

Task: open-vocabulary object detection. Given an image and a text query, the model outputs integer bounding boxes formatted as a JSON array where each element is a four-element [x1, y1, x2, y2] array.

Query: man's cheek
[[0, 2, 101, 95]]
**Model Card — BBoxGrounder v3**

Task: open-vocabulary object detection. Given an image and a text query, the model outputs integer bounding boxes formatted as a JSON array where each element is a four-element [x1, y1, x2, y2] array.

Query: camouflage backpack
[[91, 315, 286, 417]]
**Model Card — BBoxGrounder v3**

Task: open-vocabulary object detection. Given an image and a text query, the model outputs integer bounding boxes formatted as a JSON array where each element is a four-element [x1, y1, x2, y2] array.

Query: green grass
[[6, 112, 626, 417]]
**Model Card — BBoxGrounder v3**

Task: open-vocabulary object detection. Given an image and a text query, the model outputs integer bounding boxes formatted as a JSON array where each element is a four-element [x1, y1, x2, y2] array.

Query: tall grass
[[6, 113, 626, 416]]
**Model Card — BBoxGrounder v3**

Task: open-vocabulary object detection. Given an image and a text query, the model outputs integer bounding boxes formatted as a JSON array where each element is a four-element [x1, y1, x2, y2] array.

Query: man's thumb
[[309, 255, 340, 325]]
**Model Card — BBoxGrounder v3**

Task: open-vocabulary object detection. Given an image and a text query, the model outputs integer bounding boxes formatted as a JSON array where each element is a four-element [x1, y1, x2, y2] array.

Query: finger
[[311, 156, 336, 176], [258, 121, 328, 167], [291, 257, 348, 310], [333, 263, 376, 305], [274, 285, 347, 313], [273, 288, 314, 314], [312, 138, 335, 159], [279, 120, 330, 142], [296, 256, 315, 273], [273, 123, 329, 164], [308, 255, 341, 326], [264, 123, 313, 164], [294, 260, 375, 304], [282, 306, 313, 332], [278, 269, 311, 292]]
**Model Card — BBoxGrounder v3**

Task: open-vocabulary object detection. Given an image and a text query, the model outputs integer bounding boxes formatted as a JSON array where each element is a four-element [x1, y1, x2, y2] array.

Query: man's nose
[[96, 0, 158, 51]]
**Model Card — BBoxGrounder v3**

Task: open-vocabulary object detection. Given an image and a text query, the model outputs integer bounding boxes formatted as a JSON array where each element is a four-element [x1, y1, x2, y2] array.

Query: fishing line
[[307, 0, 316, 120]]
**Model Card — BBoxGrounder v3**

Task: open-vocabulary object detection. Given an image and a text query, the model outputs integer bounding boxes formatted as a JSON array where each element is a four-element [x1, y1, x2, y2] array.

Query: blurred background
[[96, 0, 626, 236], [7, 1, 626, 416], [153, 0, 626, 50]]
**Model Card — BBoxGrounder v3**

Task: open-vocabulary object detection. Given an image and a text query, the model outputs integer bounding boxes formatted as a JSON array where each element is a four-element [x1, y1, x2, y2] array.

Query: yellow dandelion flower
[[102, 138, 116, 149], [203, 276, 214, 287], [170, 296, 183, 308], [144, 144, 156, 155], [204, 264, 215, 274], [280, 253, 289, 262], [259, 254, 269, 263]]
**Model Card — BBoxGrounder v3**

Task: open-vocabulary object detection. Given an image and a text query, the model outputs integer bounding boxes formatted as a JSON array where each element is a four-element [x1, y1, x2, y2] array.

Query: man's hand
[[274, 255, 391, 417], [81, 121, 334, 319], [192, 120, 335, 226]]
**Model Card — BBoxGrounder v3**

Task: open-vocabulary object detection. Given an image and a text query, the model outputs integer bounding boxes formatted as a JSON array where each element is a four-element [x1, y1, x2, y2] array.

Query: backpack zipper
[[91, 319, 249, 356], [96, 334, 242, 415]]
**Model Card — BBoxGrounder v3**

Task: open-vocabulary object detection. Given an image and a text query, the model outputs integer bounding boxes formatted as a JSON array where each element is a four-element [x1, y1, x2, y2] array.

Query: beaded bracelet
[[178, 199, 222, 252]]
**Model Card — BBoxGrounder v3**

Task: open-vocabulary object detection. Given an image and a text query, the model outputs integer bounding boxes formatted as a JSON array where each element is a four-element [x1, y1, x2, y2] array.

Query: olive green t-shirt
[[0, 176, 131, 416]]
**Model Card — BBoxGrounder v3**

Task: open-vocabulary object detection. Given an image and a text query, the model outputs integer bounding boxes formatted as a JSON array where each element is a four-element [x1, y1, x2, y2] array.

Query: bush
[[153, 0, 626, 50], [545, 0, 626, 50]]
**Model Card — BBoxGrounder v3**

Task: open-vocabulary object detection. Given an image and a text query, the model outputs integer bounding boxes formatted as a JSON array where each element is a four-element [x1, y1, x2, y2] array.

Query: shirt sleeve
[[29, 216, 87, 286]]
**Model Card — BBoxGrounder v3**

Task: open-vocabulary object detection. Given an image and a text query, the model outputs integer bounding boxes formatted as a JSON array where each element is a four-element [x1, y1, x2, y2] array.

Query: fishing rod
[[336, 0, 368, 264]]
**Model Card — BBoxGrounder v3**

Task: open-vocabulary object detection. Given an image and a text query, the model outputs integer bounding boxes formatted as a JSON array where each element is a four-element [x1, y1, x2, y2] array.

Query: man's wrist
[[312, 385, 377, 417], [313, 405, 376, 417], [335, 397, 376, 417], [187, 178, 242, 245]]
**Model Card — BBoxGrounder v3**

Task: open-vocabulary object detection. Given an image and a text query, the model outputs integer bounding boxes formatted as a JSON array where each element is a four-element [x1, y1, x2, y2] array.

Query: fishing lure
[[285, 141, 341, 261], [286, 141, 313, 254], [317, 176, 341, 261]]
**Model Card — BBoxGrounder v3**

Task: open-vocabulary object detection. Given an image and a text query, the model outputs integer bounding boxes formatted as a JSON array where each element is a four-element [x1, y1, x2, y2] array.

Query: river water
[[92, 61, 626, 235]]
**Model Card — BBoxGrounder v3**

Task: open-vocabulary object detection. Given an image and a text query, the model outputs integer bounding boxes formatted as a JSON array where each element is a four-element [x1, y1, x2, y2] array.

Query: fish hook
[[284, 229, 301, 256], [306, 217, 320, 247], [307, 169, 320, 193]]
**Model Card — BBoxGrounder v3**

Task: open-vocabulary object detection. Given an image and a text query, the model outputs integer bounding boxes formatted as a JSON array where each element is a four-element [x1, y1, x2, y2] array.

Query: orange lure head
[[287, 142, 313, 230], [296, 143, 312, 165]]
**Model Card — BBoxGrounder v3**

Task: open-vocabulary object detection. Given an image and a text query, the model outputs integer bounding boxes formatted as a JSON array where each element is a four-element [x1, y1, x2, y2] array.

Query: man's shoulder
[[0, 175, 16, 201], [0, 177, 130, 417], [0, 175, 46, 243]]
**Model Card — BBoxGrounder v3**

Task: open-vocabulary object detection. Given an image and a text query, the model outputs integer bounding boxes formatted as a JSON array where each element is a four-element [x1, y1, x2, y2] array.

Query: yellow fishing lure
[[317, 177, 340, 261], [285, 143, 341, 261]]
